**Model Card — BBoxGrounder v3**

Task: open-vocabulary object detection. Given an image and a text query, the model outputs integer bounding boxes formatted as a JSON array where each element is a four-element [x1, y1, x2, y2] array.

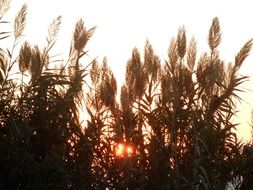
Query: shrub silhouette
[[0, 1, 253, 189]]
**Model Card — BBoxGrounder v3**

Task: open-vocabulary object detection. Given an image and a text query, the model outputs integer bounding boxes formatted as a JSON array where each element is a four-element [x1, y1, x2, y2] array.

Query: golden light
[[126, 146, 133, 155], [115, 143, 124, 157], [114, 143, 135, 157]]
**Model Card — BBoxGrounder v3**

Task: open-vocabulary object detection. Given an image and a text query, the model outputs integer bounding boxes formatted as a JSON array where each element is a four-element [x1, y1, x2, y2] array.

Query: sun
[[114, 142, 135, 157], [115, 143, 124, 156]]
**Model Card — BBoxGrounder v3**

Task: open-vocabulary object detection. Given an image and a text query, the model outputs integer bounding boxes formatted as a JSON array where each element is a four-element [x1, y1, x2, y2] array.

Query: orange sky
[[6, 0, 253, 142]]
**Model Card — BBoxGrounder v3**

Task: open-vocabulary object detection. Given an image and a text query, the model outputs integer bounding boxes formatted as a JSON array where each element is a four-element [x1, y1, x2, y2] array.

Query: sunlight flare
[[115, 143, 135, 157]]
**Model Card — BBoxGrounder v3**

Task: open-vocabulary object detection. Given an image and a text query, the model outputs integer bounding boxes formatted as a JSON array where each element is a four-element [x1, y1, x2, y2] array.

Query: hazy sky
[[6, 0, 253, 141]]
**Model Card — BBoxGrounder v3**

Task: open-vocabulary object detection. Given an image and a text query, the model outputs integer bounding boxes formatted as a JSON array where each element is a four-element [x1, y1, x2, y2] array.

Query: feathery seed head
[[19, 41, 32, 73], [73, 19, 96, 51], [0, 49, 8, 83], [208, 17, 221, 51], [29, 46, 43, 81], [14, 4, 27, 39], [90, 60, 99, 85], [177, 26, 187, 58], [234, 39, 253, 71], [126, 48, 147, 100], [168, 38, 178, 73], [47, 16, 62, 44], [120, 84, 130, 111], [144, 40, 161, 81], [0, 0, 11, 16], [187, 37, 197, 71]]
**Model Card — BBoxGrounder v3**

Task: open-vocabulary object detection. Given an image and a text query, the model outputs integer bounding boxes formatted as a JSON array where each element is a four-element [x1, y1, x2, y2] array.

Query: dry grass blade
[[0, 31, 11, 40], [208, 17, 221, 51], [187, 37, 197, 71], [47, 16, 62, 44], [0, 0, 11, 16], [14, 4, 27, 39], [234, 39, 253, 72], [73, 19, 96, 51], [177, 26, 186, 58]]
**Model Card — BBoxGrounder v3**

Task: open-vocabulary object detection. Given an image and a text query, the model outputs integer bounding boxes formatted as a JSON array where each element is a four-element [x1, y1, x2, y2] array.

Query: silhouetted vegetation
[[1, 1, 253, 189]]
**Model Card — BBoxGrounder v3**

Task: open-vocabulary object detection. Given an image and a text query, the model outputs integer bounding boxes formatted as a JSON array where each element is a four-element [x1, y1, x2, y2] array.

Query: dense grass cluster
[[0, 1, 253, 189]]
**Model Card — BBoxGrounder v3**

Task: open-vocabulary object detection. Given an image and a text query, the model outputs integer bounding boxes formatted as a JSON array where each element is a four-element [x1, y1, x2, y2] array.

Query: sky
[[5, 0, 253, 141]]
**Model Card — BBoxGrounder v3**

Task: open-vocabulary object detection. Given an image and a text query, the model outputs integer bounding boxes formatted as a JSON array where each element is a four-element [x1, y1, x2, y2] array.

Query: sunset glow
[[115, 143, 124, 156], [115, 143, 135, 157], [11, 0, 252, 142], [2, 0, 253, 189]]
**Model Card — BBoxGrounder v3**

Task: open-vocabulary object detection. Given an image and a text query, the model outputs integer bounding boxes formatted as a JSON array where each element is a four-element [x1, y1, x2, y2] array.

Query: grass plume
[[177, 26, 186, 58], [208, 17, 221, 51], [187, 37, 197, 71], [73, 19, 96, 52], [18, 41, 32, 73], [46, 16, 62, 45], [234, 39, 253, 72], [14, 4, 27, 40], [0, 0, 11, 16]]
